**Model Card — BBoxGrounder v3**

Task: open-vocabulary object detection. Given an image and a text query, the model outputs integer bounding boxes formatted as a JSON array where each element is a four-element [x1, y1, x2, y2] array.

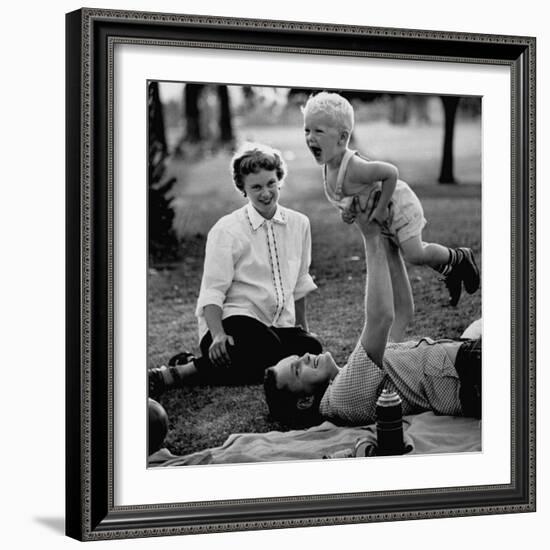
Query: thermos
[[375, 389, 405, 455]]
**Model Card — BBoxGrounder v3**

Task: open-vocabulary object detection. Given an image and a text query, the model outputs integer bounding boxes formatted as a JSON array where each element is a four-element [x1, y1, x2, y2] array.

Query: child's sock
[[435, 248, 464, 277]]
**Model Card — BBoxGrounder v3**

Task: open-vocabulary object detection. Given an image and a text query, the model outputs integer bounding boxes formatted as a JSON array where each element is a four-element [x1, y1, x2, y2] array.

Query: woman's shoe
[[168, 350, 196, 366], [148, 365, 180, 397]]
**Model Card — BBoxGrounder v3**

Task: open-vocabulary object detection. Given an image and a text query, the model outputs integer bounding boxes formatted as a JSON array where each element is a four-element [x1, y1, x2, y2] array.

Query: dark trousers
[[194, 315, 322, 385], [454, 338, 482, 418]]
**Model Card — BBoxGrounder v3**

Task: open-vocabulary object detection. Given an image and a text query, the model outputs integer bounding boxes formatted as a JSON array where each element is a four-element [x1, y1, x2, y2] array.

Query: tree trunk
[[217, 85, 234, 144], [438, 96, 460, 184], [184, 84, 204, 142]]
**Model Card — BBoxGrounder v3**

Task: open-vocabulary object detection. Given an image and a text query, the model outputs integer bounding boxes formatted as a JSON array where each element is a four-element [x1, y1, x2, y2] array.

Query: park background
[[1, 1, 547, 549], [148, 83, 481, 456]]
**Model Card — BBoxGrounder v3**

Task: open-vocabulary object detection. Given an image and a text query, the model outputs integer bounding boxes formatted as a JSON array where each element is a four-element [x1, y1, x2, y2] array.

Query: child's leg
[[399, 235, 452, 269], [400, 235, 479, 307]]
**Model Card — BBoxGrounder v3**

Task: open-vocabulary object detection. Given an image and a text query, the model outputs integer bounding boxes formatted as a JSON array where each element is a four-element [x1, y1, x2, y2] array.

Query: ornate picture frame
[[65, 8, 536, 541]]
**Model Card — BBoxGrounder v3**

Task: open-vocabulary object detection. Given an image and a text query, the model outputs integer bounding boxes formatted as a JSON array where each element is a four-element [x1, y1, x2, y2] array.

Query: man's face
[[271, 352, 339, 395]]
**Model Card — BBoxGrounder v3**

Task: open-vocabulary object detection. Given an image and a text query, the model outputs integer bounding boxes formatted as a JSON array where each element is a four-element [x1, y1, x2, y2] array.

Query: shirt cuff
[[293, 274, 318, 301], [195, 288, 226, 317]]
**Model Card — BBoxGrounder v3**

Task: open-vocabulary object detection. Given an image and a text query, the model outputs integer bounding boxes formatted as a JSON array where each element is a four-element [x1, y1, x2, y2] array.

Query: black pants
[[193, 315, 322, 385], [454, 338, 482, 418]]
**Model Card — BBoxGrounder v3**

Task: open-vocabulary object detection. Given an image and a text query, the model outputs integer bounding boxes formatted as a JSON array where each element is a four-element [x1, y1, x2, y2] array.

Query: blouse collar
[[246, 203, 287, 231]]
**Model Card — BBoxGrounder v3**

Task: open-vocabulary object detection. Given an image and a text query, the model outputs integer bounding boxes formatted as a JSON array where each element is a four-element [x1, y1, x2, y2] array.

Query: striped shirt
[[196, 203, 317, 340], [319, 339, 462, 425]]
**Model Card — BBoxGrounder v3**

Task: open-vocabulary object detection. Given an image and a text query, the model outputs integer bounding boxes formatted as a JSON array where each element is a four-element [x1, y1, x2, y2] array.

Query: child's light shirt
[[195, 203, 317, 341], [323, 149, 427, 243]]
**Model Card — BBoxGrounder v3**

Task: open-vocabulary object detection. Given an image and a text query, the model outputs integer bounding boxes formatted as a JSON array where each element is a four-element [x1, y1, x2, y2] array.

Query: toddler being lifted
[[302, 91, 480, 306]]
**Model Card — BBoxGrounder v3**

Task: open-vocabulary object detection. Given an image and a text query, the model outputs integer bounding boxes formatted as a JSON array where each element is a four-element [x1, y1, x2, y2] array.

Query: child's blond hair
[[302, 92, 355, 135]]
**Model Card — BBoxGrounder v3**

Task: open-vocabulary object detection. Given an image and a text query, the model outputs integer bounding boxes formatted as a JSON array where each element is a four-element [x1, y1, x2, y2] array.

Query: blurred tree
[[389, 96, 410, 124], [175, 84, 234, 156], [217, 85, 234, 145], [183, 83, 204, 143], [148, 82, 177, 259], [438, 96, 460, 184], [459, 96, 481, 118]]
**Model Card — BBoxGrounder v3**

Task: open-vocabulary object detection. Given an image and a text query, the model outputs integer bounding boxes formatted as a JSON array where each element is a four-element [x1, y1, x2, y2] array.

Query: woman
[[149, 143, 322, 396]]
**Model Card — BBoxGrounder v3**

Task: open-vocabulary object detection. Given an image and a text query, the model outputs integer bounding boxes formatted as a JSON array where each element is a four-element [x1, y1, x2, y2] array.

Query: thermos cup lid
[[376, 389, 402, 407]]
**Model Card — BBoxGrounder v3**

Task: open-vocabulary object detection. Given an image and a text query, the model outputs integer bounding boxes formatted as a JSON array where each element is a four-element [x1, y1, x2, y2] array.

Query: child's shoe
[[443, 267, 463, 307], [443, 248, 480, 306], [459, 248, 480, 295]]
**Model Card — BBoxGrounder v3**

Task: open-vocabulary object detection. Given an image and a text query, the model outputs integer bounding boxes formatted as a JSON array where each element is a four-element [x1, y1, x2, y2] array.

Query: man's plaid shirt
[[319, 338, 462, 425]]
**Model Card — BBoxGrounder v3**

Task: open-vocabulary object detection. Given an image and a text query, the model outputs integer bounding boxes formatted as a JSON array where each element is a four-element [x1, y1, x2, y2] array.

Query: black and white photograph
[[146, 82, 482, 467]]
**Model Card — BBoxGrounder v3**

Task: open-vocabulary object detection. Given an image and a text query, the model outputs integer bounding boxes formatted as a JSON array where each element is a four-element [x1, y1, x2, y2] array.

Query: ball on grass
[[148, 398, 169, 455]]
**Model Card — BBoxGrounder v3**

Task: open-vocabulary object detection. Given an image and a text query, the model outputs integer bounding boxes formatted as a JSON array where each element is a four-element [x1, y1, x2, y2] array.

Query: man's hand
[[369, 204, 390, 225], [355, 190, 393, 228], [340, 208, 357, 224], [208, 333, 234, 368], [354, 194, 382, 238]]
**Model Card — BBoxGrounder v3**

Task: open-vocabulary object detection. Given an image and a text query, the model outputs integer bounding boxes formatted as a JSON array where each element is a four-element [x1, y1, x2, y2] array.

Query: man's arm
[[383, 238, 414, 342], [355, 209, 394, 367]]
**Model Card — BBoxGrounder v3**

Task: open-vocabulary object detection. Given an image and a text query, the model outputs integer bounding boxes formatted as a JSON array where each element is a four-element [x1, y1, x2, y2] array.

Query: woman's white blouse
[[196, 203, 317, 340]]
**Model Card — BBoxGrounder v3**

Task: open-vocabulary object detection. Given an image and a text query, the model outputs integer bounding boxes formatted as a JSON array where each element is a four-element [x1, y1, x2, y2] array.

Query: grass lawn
[[149, 119, 481, 457]]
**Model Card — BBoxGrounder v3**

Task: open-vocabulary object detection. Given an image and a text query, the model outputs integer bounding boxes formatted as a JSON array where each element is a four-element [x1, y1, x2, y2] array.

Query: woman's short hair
[[302, 91, 354, 135], [230, 142, 287, 193], [263, 368, 324, 428]]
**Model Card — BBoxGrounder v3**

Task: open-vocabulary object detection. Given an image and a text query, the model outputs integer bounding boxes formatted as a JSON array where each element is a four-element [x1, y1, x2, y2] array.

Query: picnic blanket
[[149, 412, 481, 467]]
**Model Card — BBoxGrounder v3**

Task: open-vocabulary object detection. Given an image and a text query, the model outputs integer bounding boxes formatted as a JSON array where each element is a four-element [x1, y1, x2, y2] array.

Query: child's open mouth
[[309, 146, 322, 159]]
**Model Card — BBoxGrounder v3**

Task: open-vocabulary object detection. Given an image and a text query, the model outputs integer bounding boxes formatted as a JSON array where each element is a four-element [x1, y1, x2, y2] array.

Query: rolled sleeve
[[195, 288, 226, 317], [195, 226, 236, 318], [294, 273, 317, 301], [293, 218, 317, 301]]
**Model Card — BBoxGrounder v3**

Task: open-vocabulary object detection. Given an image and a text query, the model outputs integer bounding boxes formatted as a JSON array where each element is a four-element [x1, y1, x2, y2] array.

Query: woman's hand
[[208, 333, 235, 368]]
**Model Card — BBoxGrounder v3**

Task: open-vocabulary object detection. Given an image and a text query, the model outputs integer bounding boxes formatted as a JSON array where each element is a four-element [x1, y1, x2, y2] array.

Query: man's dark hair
[[263, 368, 325, 428]]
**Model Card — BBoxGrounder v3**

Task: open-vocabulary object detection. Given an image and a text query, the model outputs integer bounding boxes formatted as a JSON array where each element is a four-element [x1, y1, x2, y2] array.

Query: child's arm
[[369, 162, 398, 224], [353, 161, 398, 225]]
